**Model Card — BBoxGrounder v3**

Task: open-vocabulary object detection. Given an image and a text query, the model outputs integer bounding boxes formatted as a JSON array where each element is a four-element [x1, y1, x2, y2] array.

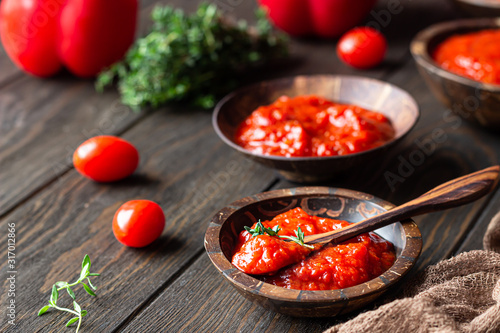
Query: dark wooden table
[[1, 0, 499, 332]]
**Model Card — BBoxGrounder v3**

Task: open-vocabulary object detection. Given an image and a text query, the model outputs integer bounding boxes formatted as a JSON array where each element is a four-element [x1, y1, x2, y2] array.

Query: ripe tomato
[[112, 200, 165, 248], [337, 27, 387, 69], [73, 135, 139, 182], [0, 0, 137, 78], [259, 0, 377, 38]]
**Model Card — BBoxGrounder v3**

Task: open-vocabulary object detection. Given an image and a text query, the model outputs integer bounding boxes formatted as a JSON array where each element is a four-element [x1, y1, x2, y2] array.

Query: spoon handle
[[303, 165, 500, 245]]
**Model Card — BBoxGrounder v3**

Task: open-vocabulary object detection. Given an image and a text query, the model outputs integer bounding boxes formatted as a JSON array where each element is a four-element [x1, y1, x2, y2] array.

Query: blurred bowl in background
[[411, 18, 500, 130]]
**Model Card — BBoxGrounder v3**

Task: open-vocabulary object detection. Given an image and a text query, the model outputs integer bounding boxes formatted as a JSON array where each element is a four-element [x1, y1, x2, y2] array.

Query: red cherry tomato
[[73, 135, 139, 182], [112, 200, 165, 248], [337, 27, 387, 69]]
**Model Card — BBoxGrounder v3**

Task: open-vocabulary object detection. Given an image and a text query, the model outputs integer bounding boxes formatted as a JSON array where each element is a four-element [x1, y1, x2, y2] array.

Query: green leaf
[[82, 254, 91, 270], [80, 263, 90, 281], [82, 283, 96, 296], [67, 287, 76, 299], [38, 305, 50, 316], [81, 310, 88, 317], [87, 278, 97, 290], [296, 227, 305, 241], [279, 226, 314, 249], [73, 301, 81, 313], [55, 281, 67, 288], [66, 317, 79, 327], [245, 221, 281, 237], [88, 273, 100, 277], [50, 285, 59, 304]]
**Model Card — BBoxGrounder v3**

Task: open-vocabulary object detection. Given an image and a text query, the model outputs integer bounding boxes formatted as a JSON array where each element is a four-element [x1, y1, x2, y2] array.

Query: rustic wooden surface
[[1, 0, 499, 332]]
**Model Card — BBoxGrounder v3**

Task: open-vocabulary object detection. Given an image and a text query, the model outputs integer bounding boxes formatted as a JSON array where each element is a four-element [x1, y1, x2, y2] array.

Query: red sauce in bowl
[[433, 29, 500, 85], [231, 207, 396, 291], [235, 95, 395, 157]]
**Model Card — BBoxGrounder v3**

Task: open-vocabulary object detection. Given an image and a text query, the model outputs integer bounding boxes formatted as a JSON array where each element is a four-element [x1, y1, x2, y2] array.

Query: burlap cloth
[[324, 211, 500, 333]]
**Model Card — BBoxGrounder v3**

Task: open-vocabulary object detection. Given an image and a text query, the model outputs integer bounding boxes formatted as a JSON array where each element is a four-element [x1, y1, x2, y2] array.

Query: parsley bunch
[[96, 3, 288, 109]]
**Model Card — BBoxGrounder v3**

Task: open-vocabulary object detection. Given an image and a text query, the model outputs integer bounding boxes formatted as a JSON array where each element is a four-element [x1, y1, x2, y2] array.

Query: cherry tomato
[[337, 27, 387, 69], [73, 135, 139, 182], [112, 200, 165, 248]]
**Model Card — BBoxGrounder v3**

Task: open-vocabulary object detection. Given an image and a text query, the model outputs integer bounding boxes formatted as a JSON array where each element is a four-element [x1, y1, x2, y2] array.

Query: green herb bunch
[[96, 3, 288, 109], [38, 255, 100, 333]]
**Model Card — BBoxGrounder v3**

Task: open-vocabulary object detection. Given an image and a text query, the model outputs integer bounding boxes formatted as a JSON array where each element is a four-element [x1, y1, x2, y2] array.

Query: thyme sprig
[[38, 255, 100, 333], [96, 3, 288, 109], [278, 227, 314, 249], [244, 221, 280, 237], [245, 222, 313, 249]]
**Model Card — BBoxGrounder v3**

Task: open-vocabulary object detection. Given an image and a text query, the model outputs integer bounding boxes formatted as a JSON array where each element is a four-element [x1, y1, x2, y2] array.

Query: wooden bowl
[[452, 0, 500, 17], [411, 18, 500, 130], [212, 75, 419, 183], [204, 187, 422, 317]]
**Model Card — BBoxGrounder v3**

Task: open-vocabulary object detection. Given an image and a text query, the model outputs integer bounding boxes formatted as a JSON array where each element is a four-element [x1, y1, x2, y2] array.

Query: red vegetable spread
[[235, 95, 395, 157], [433, 29, 500, 85], [231, 207, 396, 291]]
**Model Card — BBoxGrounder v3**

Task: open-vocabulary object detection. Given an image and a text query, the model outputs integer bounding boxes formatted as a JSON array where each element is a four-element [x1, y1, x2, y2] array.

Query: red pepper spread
[[235, 95, 395, 157], [231, 207, 396, 291], [433, 29, 500, 85]]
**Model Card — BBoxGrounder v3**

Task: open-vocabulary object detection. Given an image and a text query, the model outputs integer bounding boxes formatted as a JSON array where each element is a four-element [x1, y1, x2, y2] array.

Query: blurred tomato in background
[[259, 0, 378, 38], [0, 0, 137, 77]]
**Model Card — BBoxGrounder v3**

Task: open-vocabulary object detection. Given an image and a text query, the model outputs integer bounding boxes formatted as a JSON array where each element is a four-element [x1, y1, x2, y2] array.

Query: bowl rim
[[410, 17, 500, 92], [212, 74, 420, 162], [205, 187, 423, 304]]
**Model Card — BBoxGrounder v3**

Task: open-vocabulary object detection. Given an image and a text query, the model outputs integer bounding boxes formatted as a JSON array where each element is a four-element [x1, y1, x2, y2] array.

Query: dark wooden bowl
[[212, 75, 419, 183], [411, 18, 500, 130], [452, 0, 500, 17], [204, 187, 422, 317]]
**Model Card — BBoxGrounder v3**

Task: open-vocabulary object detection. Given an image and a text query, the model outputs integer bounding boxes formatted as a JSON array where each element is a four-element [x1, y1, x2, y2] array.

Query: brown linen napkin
[[324, 212, 500, 333]]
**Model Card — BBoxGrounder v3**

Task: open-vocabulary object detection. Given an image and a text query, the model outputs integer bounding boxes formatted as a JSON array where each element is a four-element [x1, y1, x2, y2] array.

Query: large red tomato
[[0, 0, 137, 77]]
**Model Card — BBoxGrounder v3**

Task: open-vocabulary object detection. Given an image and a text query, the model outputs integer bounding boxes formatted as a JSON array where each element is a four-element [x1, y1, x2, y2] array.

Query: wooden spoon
[[303, 165, 500, 245]]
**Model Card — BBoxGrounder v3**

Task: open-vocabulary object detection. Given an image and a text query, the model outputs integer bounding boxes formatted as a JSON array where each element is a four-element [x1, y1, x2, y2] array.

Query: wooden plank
[[0, 108, 276, 333], [120, 254, 341, 333], [0, 77, 143, 216], [0, 45, 21, 86], [0, 0, 207, 216]]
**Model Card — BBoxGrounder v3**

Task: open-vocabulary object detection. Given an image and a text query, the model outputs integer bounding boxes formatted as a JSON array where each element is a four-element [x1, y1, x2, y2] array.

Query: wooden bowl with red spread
[[213, 75, 419, 183], [411, 18, 500, 130], [204, 187, 422, 317]]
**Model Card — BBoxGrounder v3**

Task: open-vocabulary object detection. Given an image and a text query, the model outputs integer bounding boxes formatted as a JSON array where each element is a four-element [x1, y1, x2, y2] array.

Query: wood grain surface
[[0, 0, 206, 217], [1, 0, 499, 332]]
